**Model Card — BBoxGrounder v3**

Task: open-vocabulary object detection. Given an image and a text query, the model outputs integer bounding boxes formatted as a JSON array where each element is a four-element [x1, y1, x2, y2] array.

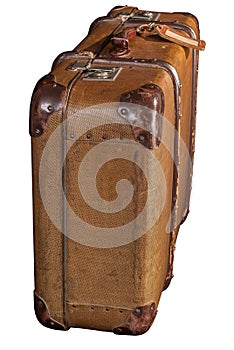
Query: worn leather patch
[[119, 83, 164, 149], [113, 303, 157, 335], [34, 291, 68, 330]]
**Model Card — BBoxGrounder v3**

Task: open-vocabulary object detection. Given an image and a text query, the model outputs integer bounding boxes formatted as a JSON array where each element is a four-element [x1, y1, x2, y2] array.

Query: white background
[[1, 0, 233, 349]]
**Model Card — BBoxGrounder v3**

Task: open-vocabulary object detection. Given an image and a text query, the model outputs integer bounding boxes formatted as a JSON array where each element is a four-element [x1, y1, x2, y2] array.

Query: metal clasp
[[82, 67, 122, 81], [117, 11, 159, 21]]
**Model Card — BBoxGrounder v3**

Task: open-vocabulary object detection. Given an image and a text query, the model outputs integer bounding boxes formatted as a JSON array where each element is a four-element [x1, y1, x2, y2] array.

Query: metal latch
[[116, 11, 159, 21], [82, 67, 121, 81], [132, 11, 159, 21]]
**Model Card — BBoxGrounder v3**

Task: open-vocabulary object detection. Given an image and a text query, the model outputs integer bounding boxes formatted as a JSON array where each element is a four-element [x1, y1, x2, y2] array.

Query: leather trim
[[29, 74, 66, 137], [119, 83, 164, 149], [173, 12, 199, 29], [107, 6, 128, 16], [34, 291, 68, 330], [113, 303, 157, 335], [88, 17, 121, 34], [52, 51, 85, 70]]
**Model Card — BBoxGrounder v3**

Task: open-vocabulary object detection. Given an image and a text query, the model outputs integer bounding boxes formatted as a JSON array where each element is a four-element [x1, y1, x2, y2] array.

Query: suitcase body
[[30, 6, 204, 335]]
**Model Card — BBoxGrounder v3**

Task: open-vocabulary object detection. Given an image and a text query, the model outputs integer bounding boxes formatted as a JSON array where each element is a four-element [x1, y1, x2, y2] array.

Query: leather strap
[[137, 23, 206, 51]]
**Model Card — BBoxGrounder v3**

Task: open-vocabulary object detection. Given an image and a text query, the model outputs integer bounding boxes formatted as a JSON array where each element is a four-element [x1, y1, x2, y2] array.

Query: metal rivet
[[123, 93, 131, 99], [139, 135, 145, 141], [150, 304, 155, 311], [47, 105, 53, 112], [70, 134, 75, 139], [120, 108, 128, 116], [102, 135, 107, 140], [50, 321, 55, 326], [35, 129, 41, 135], [106, 308, 110, 312], [86, 133, 92, 139], [52, 83, 57, 88], [134, 307, 141, 316]]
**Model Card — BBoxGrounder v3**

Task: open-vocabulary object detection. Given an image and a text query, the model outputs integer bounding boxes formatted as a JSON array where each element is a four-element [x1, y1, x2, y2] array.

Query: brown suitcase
[[30, 6, 205, 335]]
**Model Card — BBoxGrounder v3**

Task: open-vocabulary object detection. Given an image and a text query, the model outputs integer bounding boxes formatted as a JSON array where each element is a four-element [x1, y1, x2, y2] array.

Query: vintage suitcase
[[30, 6, 205, 335]]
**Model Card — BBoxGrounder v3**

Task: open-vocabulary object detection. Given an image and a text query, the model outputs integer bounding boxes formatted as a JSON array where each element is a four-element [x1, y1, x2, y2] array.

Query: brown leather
[[52, 51, 90, 70], [110, 27, 136, 56], [113, 303, 157, 335], [137, 23, 206, 51], [30, 6, 204, 334], [34, 291, 68, 330], [119, 83, 164, 149], [29, 74, 66, 137]]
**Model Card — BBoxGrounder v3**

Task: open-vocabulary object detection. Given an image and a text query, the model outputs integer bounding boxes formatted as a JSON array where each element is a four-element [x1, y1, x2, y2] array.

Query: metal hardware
[[133, 11, 159, 20], [117, 11, 159, 21], [66, 61, 88, 71], [133, 307, 142, 316], [82, 67, 121, 81]]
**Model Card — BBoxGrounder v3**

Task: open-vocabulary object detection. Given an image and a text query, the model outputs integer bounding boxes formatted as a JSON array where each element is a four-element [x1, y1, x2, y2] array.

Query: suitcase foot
[[34, 291, 68, 331], [113, 303, 157, 336]]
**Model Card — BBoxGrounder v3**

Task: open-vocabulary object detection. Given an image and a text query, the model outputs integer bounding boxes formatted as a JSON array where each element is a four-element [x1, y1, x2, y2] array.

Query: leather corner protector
[[113, 303, 157, 336], [34, 291, 68, 331], [119, 83, 164, 149], [29, 74, 66, 137]]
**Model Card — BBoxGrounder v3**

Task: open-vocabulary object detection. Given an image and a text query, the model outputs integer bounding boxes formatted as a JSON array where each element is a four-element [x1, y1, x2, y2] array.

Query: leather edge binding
[[173, 12, 199, 29], [52, 51, 83, 70], [34, 291, 68, 331], [113, 303, 157, 336], [88, 16, 121, 34], [107, 6, 127, 16]]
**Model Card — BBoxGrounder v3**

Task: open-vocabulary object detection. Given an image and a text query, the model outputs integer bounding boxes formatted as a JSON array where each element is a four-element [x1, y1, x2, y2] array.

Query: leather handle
[[109, 27, 136, 56], [109, 24, 206, 56]]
